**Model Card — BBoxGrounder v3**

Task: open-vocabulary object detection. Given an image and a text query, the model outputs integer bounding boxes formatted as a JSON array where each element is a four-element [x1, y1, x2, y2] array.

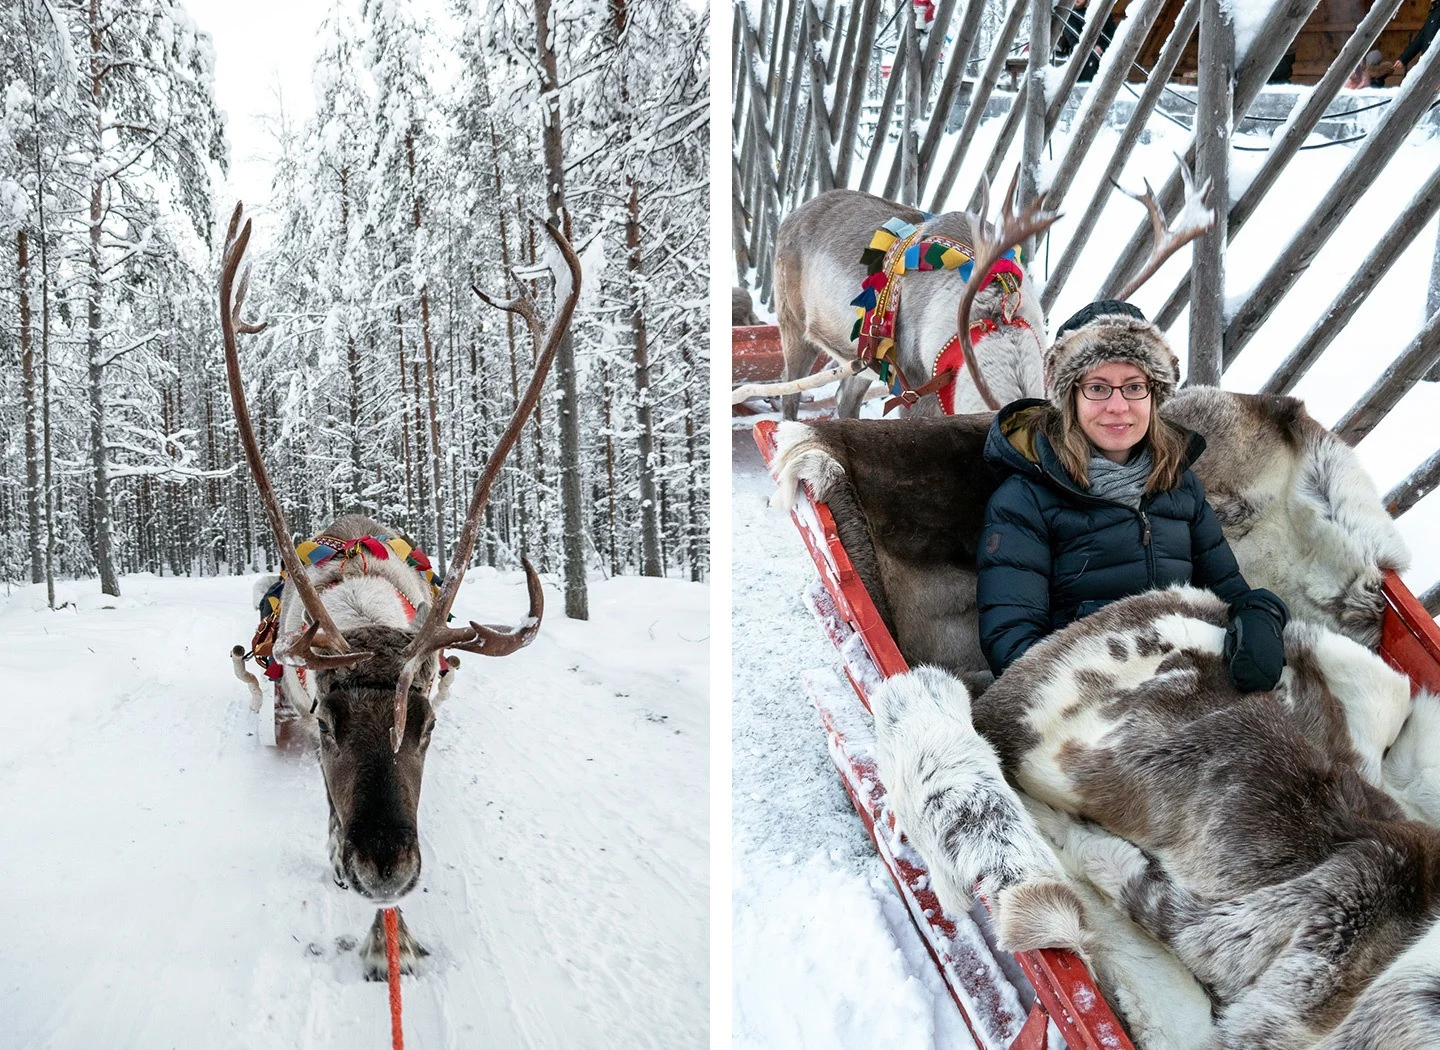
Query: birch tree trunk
[[397, 306, 414, 527], [408, 128, 447, 575], [680, 348, 701, 583], [601, 358, 619, 576], [535, 0, 589, 618], [341, 166, 364, 501]]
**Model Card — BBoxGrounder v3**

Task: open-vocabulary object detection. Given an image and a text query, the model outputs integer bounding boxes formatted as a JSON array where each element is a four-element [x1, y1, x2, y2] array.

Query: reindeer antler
[[220, 203, 372, 673], [1114, 154, 1214, 301], [387, 222, 581, 752], [957, 169, 1062, 410]]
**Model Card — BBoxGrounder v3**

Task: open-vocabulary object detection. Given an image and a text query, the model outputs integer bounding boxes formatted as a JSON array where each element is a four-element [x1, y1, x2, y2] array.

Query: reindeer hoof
[[360, 908, 429, 981]]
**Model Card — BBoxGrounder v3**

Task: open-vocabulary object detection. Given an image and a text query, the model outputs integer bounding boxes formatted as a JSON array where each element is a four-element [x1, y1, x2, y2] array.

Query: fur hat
[[1044, 303, 1180, 408]]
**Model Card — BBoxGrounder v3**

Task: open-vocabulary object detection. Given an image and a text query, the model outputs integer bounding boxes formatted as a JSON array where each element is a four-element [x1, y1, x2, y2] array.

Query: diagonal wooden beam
[[927, 0, 1028, 212], [1094, 0, 1325, 301], [1262, 166, 1440, 396], [1223, 42, 1440, 368], [1385, 447, 1440, 519], [1040, 0, 1199, 310], [1150, 0, 1408, 329], [1333, 307, 1440, 446]]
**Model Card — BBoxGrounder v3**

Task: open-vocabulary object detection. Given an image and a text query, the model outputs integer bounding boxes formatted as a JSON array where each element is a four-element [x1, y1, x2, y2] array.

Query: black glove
[[1224, 588, 1290, 692]]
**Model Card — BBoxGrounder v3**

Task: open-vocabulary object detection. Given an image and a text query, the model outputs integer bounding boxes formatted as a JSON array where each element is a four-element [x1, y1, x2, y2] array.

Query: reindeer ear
[[412, 602, 431, 630]]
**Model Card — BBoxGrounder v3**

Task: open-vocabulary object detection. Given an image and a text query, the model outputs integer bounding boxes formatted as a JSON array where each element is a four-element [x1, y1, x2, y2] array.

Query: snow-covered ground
[[732, 108, 1440, 1046], [0, 570, 707, 1050], [731, 433, 974, 1047]]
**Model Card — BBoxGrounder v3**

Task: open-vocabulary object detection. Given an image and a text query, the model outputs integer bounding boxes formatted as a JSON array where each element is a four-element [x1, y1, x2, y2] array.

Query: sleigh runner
[[753, 417, 1440, 1050]]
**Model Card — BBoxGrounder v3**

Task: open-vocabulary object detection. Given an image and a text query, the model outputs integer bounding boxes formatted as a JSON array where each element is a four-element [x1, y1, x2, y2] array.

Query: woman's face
[[1075, 361, 1151, 463]]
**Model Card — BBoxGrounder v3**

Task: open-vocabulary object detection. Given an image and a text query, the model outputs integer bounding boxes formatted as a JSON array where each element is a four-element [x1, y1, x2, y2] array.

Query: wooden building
[[1129, 0, 1435, 82]]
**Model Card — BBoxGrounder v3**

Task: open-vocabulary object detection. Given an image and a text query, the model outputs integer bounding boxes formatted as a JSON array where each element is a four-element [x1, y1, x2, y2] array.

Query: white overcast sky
[[187, 0, 469, 248], [183, 0, 330, 244]]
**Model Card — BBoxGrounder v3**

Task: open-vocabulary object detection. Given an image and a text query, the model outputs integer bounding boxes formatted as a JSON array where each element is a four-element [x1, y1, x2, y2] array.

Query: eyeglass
[[1079, 381, 1151, 401]]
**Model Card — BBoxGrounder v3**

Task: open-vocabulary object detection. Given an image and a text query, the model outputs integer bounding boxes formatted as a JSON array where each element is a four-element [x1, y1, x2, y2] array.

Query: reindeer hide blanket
[[870, 597, 1440, 1050], [772, 387, 1410, 684]]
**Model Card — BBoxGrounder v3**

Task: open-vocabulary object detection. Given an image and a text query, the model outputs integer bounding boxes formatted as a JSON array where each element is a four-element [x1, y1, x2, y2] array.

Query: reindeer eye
[[316, 718, 333, 737]]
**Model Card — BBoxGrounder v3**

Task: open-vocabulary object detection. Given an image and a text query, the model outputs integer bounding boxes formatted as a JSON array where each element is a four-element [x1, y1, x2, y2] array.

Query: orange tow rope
[[384, 907, 404, 1050]]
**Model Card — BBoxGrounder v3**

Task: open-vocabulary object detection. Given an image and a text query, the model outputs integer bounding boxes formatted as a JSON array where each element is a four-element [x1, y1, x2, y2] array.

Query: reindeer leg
[[835, 374, 869, 418], [780, 338, 822, 421], [360, 907, 429, 981], [1165, 846, 1389, 1042]]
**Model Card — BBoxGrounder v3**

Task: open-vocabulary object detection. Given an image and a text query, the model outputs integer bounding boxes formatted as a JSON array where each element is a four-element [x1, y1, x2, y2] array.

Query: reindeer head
[[221, 204, 577, 902], [311, 625, 439, 900]]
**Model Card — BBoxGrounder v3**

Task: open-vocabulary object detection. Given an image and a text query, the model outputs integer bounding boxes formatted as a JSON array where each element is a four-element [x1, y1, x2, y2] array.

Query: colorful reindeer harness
[[247, 533, 445, 683], [850, 216, 1037, 414]]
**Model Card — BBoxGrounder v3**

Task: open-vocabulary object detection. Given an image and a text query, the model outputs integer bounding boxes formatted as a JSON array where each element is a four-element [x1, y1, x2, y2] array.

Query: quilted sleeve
[[977, 477, 1055, 676]]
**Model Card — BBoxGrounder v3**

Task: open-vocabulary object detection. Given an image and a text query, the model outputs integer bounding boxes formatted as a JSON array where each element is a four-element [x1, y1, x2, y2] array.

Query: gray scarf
[[1087, 447, 1152, 508]]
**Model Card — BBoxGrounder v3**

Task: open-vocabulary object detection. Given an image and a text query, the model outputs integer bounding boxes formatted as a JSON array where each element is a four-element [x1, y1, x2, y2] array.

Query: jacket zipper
[[1139, 507, 1156, 584]]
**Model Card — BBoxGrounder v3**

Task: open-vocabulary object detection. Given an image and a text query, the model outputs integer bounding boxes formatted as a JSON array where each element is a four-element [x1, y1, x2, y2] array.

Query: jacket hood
[[983, 398, 1207, 497]]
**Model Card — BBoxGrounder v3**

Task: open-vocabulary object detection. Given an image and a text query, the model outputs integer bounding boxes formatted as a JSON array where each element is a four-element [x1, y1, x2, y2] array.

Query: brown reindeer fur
[[967, 590, 1440, 1047], [732, 286, 761, 327], [874, 593, 1440, 1047]]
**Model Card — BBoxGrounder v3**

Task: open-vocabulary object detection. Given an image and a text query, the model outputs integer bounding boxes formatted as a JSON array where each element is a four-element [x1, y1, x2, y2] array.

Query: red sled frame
[[753, 417, 1440, 1050]]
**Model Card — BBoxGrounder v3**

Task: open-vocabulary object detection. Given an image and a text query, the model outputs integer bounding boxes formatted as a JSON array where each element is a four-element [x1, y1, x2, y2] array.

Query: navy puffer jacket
[[976, 399, 1250, 676]]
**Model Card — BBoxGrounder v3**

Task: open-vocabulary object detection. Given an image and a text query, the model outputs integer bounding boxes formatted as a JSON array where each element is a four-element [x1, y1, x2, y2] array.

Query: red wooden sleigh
[[752, 416, 1440, 1050]]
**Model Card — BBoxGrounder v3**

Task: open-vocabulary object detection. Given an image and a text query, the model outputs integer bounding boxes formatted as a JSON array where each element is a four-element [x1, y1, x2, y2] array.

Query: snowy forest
[[0, 0, 710, 617]]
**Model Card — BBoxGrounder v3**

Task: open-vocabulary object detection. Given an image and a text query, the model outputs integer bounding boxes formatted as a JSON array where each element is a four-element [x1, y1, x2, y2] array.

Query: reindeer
[[768, 164, 1211, 419], [221, 204, 580, 980]]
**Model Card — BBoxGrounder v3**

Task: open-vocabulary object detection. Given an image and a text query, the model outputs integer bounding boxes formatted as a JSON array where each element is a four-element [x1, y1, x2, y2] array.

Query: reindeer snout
[[343, 825, 422, 901]]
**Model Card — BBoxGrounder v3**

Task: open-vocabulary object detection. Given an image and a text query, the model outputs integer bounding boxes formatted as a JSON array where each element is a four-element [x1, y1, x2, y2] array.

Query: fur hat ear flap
[[1044, 306, 1180, 408]]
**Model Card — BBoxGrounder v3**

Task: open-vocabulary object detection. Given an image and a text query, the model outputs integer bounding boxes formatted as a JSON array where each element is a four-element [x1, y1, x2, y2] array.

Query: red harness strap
[[906, 315, 1042, 416], [883, 317, 1034, 415]]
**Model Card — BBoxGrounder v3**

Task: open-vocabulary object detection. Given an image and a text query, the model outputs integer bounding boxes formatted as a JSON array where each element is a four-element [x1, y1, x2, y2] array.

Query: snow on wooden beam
[[1421, 580, 1440, 618], [920, 0, 960, 88], [859, 3, 912, 193], [1384, 447, 1440, 520], [915, 0, 988, 201], [1188, 0, 1232, 387], [1096, 0, 1324, 302], [1021, 0, 1052, 261], [1262, 166, 1440, 397], [968, 76, 1030, 213], [1224, 41, 1440, 368], [928, 0, 1028, 213], [1152, 0, 1409, 330], [893, 4, 923, 203], [1040, 0, 1200, 311], [833, 0, 881, 186], [1040, 0, 1169, 220], [1043, 0, 1120, 133], [800, 0, 839, 192], [1333, 307, 1440, 446]]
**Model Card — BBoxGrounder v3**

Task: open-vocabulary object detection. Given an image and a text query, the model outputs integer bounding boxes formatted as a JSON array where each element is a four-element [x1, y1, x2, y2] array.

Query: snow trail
[[730, 431, 972, 1048], [0, 570, 706, 1050]]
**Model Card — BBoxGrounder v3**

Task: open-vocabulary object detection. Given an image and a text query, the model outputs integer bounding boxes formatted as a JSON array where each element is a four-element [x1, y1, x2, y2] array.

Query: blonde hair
[[1041, 387, 1187, 493]]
